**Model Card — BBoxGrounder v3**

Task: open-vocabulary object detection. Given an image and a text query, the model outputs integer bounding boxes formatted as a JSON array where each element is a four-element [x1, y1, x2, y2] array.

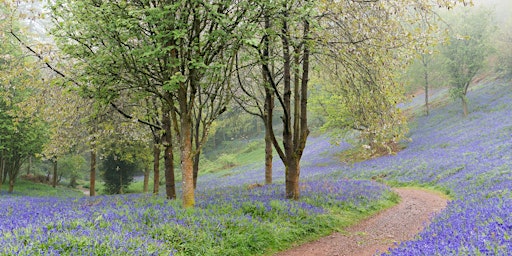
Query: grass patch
[[383, 181, 454, 200], [1, 179, 84, 198], [200, 140, 269, 174]]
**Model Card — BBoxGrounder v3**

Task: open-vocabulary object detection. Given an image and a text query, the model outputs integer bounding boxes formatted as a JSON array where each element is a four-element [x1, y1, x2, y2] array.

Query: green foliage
[[59, 154, 87, 187], [200, 139, 267, 174], [403, 51, 450, 94], [101, 154, 138, 194], [217, 154, 238, 169], [0, 13, 49, 190], [442, 7, 495, 101]]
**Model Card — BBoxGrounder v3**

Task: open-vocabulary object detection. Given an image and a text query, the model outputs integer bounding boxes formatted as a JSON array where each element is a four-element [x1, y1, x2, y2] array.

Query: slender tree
[[442, 7, 494, 117], [253, 1, 313, 199], [233, 10, 276, 185]]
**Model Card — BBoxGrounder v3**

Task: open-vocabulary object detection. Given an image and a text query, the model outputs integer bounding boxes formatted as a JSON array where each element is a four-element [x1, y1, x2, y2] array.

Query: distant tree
[[101, 154, 138, 194], [0, 4, 48, 193], [59, 155, 87, 188], [404, 50, 449, 116], [406, 10, 449, 116], [496, 16, 512, 77], [311, 0, 462, 154], [233, 10, 277, 185], [442, 7, 494, 117]]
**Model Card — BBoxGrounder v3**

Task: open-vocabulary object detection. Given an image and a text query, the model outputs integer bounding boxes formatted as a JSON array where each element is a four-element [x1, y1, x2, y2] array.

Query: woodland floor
[[274, 188, 448, 256]]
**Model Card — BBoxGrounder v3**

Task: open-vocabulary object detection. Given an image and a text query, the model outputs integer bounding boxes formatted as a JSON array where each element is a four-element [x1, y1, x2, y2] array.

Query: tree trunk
[[424, 71, 429, 116], [69, 176, 77, 188], [264, 125, 273, 185], [285, 158, 300, 200], [263, 85, 274, 185], [180, 114, 195, 208], [176, 80, 196, 208], [52, 159, 58, 188], [143, 164, 149, 193], [2, 158, 7, 184], [162, 102, 176, 200], [90, 150, 96, 196], [193, 152, 200, 189], [193, 91, 202, 189], [8, 175, 14, 193], [425, 84, 429, 116], [421, 54, 430, 116], [164, 143, 176, 200], [153, 143, 161, 195], [26, 156, 32, 175], [281, 16, 297, 199], [119, 171, 123, 194], [263, 14, 274, 185], [7, 159, 20, 193], [462, 97, 468, 117], [0, 152, 4, 192]]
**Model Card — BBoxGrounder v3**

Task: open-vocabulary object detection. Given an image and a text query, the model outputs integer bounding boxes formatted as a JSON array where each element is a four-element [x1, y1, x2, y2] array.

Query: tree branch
[[9, 30, 162, 130]]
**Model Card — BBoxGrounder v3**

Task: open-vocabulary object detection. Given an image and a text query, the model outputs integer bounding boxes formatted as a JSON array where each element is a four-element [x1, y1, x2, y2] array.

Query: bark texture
[[89, 150, 96, 196]]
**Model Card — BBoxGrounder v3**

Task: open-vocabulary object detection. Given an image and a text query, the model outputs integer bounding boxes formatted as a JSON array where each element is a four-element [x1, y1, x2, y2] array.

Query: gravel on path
[[274, 188, 448, 256]]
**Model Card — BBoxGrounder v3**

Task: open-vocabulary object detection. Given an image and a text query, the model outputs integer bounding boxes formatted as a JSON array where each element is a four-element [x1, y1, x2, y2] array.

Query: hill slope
[[202, 77, 512, 255]]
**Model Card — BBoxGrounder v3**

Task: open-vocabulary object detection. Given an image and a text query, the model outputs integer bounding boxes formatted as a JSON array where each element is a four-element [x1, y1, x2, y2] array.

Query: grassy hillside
[[0, 180, 84, 198], [332, 78, 512, 255]]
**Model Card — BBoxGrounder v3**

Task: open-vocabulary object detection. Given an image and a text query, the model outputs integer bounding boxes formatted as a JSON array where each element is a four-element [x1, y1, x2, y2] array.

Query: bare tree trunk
[[90, 150, 96, 196], [285, 158, 301, 200], [52, 159, 58, 188], [26, 156, 32, 175], [421, 54, 430, 116], [263, 86, 274, 185], [7, 160, 21, 193], [2, 156, 7, 184], [164, 143, 176, 199], [8, 175, 14, 193], [153, 143, 161, 195], [264, 123, 273, 185], [176, 81, 196, 208], [0, 152, 4, 192], [162, 102, 176, 200], [193, 91, 202, 189], [193, 151, 200, 189], [462, 97, 468, 117], [424, 70, 429, 116], [263, 14, 274, 185], [180, 111, 195, 208], [143, 164, 149, 193], [281, 16, 296, 199], [119, 172, 123, 194]]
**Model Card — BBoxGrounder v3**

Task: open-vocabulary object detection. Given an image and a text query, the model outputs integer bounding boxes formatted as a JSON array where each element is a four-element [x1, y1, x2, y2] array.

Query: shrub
[[101, 154, 138, 194]]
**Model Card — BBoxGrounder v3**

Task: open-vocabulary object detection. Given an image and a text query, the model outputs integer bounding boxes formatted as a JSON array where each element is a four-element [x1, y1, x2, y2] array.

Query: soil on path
[[78, 186, 90, 196], [275, 188, 448, 256]]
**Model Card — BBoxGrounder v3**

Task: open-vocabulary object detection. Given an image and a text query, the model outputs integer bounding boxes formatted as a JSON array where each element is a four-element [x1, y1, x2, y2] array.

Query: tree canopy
[[0, 0, 479, 204], [0, 3, 48, 192]]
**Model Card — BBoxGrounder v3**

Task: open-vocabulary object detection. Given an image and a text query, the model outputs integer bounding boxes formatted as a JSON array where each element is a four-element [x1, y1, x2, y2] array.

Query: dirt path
[[78, 186, 90, 196], [275, 188, 448, 256]]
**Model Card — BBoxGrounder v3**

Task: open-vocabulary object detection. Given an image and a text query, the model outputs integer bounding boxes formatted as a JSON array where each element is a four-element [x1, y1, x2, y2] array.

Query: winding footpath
[[275, 188, 448, 256]]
